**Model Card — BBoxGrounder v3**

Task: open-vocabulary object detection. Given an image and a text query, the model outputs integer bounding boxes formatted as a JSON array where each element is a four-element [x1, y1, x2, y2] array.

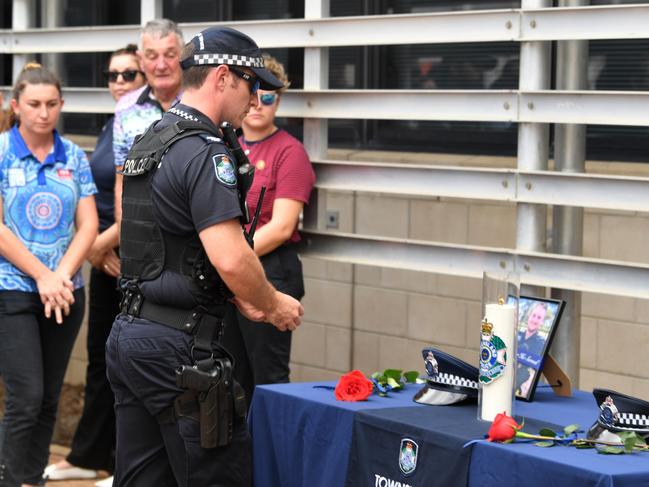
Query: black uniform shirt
[[139, 103, 242, 309]]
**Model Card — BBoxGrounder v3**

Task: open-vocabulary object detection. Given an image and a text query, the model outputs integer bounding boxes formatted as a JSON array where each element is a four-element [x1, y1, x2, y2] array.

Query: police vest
[[120, 120, 230, 299]]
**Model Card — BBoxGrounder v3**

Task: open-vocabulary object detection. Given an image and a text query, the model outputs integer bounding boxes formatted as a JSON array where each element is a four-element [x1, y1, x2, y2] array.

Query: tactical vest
[[120, 120, 230, 298]]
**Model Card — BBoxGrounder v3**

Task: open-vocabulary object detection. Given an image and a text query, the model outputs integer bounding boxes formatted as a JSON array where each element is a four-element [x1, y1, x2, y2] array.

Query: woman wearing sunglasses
[[44, 45, 145, 487], [222, 55, 315, 402]]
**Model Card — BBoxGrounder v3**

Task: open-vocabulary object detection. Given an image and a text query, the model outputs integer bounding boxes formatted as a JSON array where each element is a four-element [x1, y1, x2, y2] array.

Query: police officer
[[105, 26, 303, 487]]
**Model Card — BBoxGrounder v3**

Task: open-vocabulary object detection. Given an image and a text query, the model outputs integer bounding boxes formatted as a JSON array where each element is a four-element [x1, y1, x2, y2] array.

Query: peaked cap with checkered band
[[180, 26, 283, 90], [413, 347, 479, 406], [586, 389, 649, 442]]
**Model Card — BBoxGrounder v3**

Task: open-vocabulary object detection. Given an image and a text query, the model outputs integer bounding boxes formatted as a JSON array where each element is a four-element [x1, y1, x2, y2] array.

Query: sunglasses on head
[[103, 70, 143, 83], [229, 66, 260, 94], [258, 93, 278, 106]]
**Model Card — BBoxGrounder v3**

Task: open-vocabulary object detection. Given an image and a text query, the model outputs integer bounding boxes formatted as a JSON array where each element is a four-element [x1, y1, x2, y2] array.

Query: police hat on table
[[587, 389, 649, 442], [413, 348, 479, 406], [180, 26, 284, 90]]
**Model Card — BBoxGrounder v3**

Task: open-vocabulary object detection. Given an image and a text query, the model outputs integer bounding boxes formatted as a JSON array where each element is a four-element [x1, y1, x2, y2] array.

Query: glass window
[[59, 0, 138, 136], [327, 0, 648, 162]]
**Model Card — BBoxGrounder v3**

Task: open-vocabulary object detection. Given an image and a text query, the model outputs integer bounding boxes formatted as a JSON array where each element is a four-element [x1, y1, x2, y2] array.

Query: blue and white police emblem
[[424, 350, 439, 378], [398, 438, 418, 476], [599, 395, 620, 427], [213, 154, 237, 186], [479, 320, 507, 385]]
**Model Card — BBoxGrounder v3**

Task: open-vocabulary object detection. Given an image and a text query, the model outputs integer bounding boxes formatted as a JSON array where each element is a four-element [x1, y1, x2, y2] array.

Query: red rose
[[335, 370, 374, 402], [487, 412, 523, 442]]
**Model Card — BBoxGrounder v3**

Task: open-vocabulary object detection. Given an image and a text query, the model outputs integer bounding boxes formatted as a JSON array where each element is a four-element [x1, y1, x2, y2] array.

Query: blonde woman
[[0, 63, 98, 487]]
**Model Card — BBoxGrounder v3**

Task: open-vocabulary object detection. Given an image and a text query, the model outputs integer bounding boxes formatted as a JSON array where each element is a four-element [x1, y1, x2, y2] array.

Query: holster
[[169, 357, 246, 448], [199, 364, 232, 448]]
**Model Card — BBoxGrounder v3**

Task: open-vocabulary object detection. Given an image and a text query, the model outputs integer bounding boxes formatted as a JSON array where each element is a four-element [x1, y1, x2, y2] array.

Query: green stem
[[514, 432, 554, 441], [571, 439, 649, 450], [513, 431, 649, 451]]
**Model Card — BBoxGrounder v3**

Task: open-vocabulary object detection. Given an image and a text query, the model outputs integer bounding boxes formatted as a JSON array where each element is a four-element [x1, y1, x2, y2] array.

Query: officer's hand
[[267, 292, 303, 332], [101, 249, 121, 277], [231, 296, 267, 322]]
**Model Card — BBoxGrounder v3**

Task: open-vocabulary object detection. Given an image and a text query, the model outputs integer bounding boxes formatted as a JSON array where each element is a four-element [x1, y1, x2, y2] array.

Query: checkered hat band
[[597, 420, 649, 433], [193, 53, 264, 68], [432, 373, 478, 390], [618, 413, 649, 427]]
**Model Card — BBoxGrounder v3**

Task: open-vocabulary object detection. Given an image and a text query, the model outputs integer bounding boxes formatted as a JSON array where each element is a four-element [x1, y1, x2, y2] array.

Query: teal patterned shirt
[[0, 126, 97, 292]]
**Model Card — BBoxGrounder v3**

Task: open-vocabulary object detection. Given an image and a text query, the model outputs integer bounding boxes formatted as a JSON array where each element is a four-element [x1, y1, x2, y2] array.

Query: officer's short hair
[[140, 19, 184, 49], [180, 41, 213, 89]]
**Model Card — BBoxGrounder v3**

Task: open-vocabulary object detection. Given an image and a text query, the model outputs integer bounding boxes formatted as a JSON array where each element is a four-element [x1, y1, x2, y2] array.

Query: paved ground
[[45, 445, 110, 487]]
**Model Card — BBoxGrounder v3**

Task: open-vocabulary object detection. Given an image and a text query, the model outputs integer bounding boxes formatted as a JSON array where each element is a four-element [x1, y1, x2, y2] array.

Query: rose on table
[[487, 412, 649, 454]]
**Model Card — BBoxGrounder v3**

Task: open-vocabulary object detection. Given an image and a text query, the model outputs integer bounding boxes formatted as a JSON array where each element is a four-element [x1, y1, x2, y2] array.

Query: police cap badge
[[413, 347, 479, 406]]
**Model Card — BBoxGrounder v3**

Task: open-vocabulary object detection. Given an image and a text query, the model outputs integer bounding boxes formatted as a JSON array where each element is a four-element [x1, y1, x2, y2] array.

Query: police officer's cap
[[413, 348, 479, 406], [180, 26, 284, 90], [587, 388, 649, 442]]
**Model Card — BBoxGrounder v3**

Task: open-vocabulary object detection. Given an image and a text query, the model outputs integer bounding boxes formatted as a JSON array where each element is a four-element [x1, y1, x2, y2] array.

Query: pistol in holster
[[174, 358, 246, 448]]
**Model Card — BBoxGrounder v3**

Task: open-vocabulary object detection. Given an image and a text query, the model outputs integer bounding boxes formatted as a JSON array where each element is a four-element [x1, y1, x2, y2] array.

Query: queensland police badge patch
[[398, 438, 418, 476], [213, 154, 237, 185], [479, 320, 507, 384]]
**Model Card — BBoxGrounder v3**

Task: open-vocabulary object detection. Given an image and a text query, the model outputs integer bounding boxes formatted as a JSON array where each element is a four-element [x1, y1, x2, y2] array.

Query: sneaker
[[43, 464, 98, 480], [95, 476, 114, 487]]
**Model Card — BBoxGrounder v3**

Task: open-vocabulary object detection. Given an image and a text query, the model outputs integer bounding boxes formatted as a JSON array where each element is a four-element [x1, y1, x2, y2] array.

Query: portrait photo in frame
[[507, 295, 565, 402]]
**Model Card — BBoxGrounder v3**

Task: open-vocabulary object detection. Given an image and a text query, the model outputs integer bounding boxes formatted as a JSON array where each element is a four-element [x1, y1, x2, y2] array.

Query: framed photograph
[[506, 295, 565, 402]]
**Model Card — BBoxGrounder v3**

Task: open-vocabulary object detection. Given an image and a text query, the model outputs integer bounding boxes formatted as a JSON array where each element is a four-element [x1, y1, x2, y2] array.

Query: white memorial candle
[[480, 302, 517, 421]]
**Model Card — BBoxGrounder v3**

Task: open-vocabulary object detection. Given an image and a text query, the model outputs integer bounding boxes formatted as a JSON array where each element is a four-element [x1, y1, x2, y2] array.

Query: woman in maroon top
[[222, 55, 315, 402]]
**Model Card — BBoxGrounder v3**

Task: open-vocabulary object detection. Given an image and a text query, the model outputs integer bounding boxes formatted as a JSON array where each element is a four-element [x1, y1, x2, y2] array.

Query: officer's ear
[[212, 65, 229, 92]]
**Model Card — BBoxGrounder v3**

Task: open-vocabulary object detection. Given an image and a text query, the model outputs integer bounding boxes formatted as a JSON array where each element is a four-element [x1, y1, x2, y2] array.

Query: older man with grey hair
[[113, 19, 184, 169], [112, 19, 184, 229]]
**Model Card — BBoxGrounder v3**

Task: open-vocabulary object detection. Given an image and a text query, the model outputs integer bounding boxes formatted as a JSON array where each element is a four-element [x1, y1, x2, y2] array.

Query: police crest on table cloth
[[398, 438, 418, 476]]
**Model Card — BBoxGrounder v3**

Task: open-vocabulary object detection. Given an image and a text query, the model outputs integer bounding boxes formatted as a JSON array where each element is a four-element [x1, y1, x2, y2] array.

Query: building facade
[[1, 0, 649, 398]]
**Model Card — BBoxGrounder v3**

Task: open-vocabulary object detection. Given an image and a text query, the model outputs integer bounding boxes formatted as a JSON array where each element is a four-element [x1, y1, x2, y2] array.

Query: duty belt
[[121, 289, 225, 353]]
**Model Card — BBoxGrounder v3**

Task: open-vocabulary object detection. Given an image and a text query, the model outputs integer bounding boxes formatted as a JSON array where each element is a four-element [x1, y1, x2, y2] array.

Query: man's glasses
[[229, 66, 260, 94], [103, 70, 143, 83], [259, 93, 278, 106]]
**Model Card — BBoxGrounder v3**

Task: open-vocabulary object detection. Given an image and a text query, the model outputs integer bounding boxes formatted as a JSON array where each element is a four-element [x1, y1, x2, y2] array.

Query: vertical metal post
[[141, 0, 163, 24], [550, 0, 589, 386], [41, 0, 64, 80], [12, 0, 35, 82], [302, 0, 330, 231], [516, 0, 551, 291]]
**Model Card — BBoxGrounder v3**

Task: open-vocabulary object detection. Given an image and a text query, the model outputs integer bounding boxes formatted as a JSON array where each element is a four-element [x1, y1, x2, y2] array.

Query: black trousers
[[0, 289, 85, 487], [222, 244, 305, 403], [67, 268, 120, 472], [106, 314, 251, 487]]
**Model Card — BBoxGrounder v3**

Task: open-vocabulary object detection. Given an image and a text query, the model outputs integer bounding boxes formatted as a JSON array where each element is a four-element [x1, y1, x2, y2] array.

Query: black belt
[[123, 293, 225, 353]]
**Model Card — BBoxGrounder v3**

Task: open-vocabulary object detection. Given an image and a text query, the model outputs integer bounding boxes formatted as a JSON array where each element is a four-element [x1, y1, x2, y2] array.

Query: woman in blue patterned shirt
[[0, 63, 98, 487]]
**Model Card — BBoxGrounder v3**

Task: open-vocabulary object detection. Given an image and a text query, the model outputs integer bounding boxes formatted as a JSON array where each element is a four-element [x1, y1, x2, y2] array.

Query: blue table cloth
[[248, 382, 649, 487]]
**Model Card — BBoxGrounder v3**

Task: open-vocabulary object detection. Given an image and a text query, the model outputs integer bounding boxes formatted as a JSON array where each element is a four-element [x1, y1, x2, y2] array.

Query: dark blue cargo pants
[[106, 314, 251, 487]]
